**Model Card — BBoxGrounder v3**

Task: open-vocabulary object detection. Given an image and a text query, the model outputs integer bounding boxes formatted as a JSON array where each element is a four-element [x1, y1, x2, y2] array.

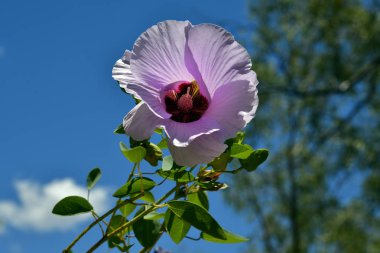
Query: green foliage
[[113, 177, 155, 198], [113, 244, 134, 252], [209, 152, 232, 171], [157, 138, 168, 149], [164, 209, 191, 244], [201, 229, 249, 244], [52, 196, 93, 216], [197, 181, 228, 191], [139, 191, 155, 203], [167, 200, 226, 240], [162, 156, 174, 171], [119, 142, 146, 163], [144, 211, 165, 220], [86, 168, 101, 190], [114, 124, 125, 134], [132, 207, 162, 248], [107, 215, 129, 249], [188, 191, 209, 210], [240, 149, 269, 172], [225, 131, 246, 147], [130, 138, 163, 166], [157, 167, 195, 183], [230, 143, 254, 159], [119, 202, 136, 218]]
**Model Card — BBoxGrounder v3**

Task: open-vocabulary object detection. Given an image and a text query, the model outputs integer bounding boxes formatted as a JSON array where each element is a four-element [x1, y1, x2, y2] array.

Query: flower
[[112, 20, 258, 166]]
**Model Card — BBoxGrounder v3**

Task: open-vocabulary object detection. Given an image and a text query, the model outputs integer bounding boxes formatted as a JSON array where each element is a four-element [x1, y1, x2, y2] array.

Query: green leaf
[[113, 244, 134, 252], [225, 131, 245, 147], [129, 138, 163, 166], [209, 152, 232, 171], [157, 168, 195, 183], [144, 142, 163, 166], [157, 138, 168, 149], [108, 215, 129, 235], [188, 191, 209, 210], [113, 177, 156, 198], [154, 127, 163, 135], [52, 196, 93, 216], [240, 149, 269, 172], [114, 124, 125, 134], [162, 156, 174, 171], [198, 181, 228, 191], [167, 200, 226, 240], [133, 208, 161, 248], [144, 211, 165, 220], [230, 143, 254, 159], [201, 229, 249, 244], [107, 215, 129, 248], [119, 142, 146, 163], [164, 209, 191, 244], [86, 168, 102, 190], [139, 191, 155, 203], [119, 202, 136, 218]]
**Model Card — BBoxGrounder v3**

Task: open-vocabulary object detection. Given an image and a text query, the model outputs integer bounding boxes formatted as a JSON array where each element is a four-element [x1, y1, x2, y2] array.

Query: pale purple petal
[[187, 24, 252, 97], [162, 117, 221, 147], [131, 20, 194, 89], [127, 83, 171, 118], [112, 50, 142, 98], [123, 102, 162, 141], [206, 71, 259, 139], [112, 50, 168, 118], [168, 132, 227, 166]]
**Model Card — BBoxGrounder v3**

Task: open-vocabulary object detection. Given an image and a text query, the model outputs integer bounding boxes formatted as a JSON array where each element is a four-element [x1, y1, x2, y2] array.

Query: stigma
[[164, 81, 209, 123]]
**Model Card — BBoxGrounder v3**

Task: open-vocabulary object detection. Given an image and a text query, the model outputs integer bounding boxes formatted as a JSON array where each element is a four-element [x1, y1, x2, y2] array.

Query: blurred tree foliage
[[226, 0, 380, 253]]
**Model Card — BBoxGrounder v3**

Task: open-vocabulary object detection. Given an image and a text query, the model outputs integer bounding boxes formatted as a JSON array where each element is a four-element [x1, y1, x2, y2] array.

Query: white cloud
[[0, 178, 110, 232]]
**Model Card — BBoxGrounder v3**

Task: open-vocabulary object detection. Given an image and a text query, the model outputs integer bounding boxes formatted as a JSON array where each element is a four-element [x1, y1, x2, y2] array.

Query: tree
[[226, 1, 380, 252]]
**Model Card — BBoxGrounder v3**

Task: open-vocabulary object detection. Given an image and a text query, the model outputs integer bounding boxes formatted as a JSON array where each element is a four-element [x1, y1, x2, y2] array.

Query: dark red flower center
[[164, 81, 209, 123]]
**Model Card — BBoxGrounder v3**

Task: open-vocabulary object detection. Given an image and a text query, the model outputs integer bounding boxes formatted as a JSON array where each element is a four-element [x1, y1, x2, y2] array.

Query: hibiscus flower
[[112, 20, 258, 166]]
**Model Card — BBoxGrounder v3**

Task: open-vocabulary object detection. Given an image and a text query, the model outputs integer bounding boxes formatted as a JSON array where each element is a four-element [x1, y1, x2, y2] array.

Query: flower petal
[[112, 50, 141, 96], [162, 117, 221, 147], [206, 71, 259, 139], [131, 20, 194, 89], [168, 132, 227, 166], [187, 24, 252, 97], [123, 102, 162, 141], [127, 83, 171, 118], [112, 50, 170, 118]]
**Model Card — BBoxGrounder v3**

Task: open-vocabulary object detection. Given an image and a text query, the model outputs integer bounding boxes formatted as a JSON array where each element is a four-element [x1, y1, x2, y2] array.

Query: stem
[[62, 193, 144, 253], [127, 163, 137, 182], [185, 235, 201, 241], [87, 186, 177, 253], [91, 211, 105, 236], [137, 162, 144, 193]]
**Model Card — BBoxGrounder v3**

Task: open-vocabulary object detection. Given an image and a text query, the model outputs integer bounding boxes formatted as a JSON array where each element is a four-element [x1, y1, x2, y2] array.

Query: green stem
[[87, 186, 177, 253], [127, 163, 138, 182], [91, 211, 105, 236], [62, 193, 143, 253]]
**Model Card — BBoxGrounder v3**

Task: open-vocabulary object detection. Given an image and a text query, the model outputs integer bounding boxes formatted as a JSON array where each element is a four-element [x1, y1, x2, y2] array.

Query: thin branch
[[62, 193, 144, 253], [87, 186, 177, 253]]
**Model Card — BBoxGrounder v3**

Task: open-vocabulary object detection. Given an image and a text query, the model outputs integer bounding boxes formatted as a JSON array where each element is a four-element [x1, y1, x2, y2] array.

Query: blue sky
[[0, 0, 255, 252]]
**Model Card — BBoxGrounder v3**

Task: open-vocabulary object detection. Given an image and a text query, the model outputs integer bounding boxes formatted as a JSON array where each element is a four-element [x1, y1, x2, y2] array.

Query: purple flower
[[112, 20, 258, 166]]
